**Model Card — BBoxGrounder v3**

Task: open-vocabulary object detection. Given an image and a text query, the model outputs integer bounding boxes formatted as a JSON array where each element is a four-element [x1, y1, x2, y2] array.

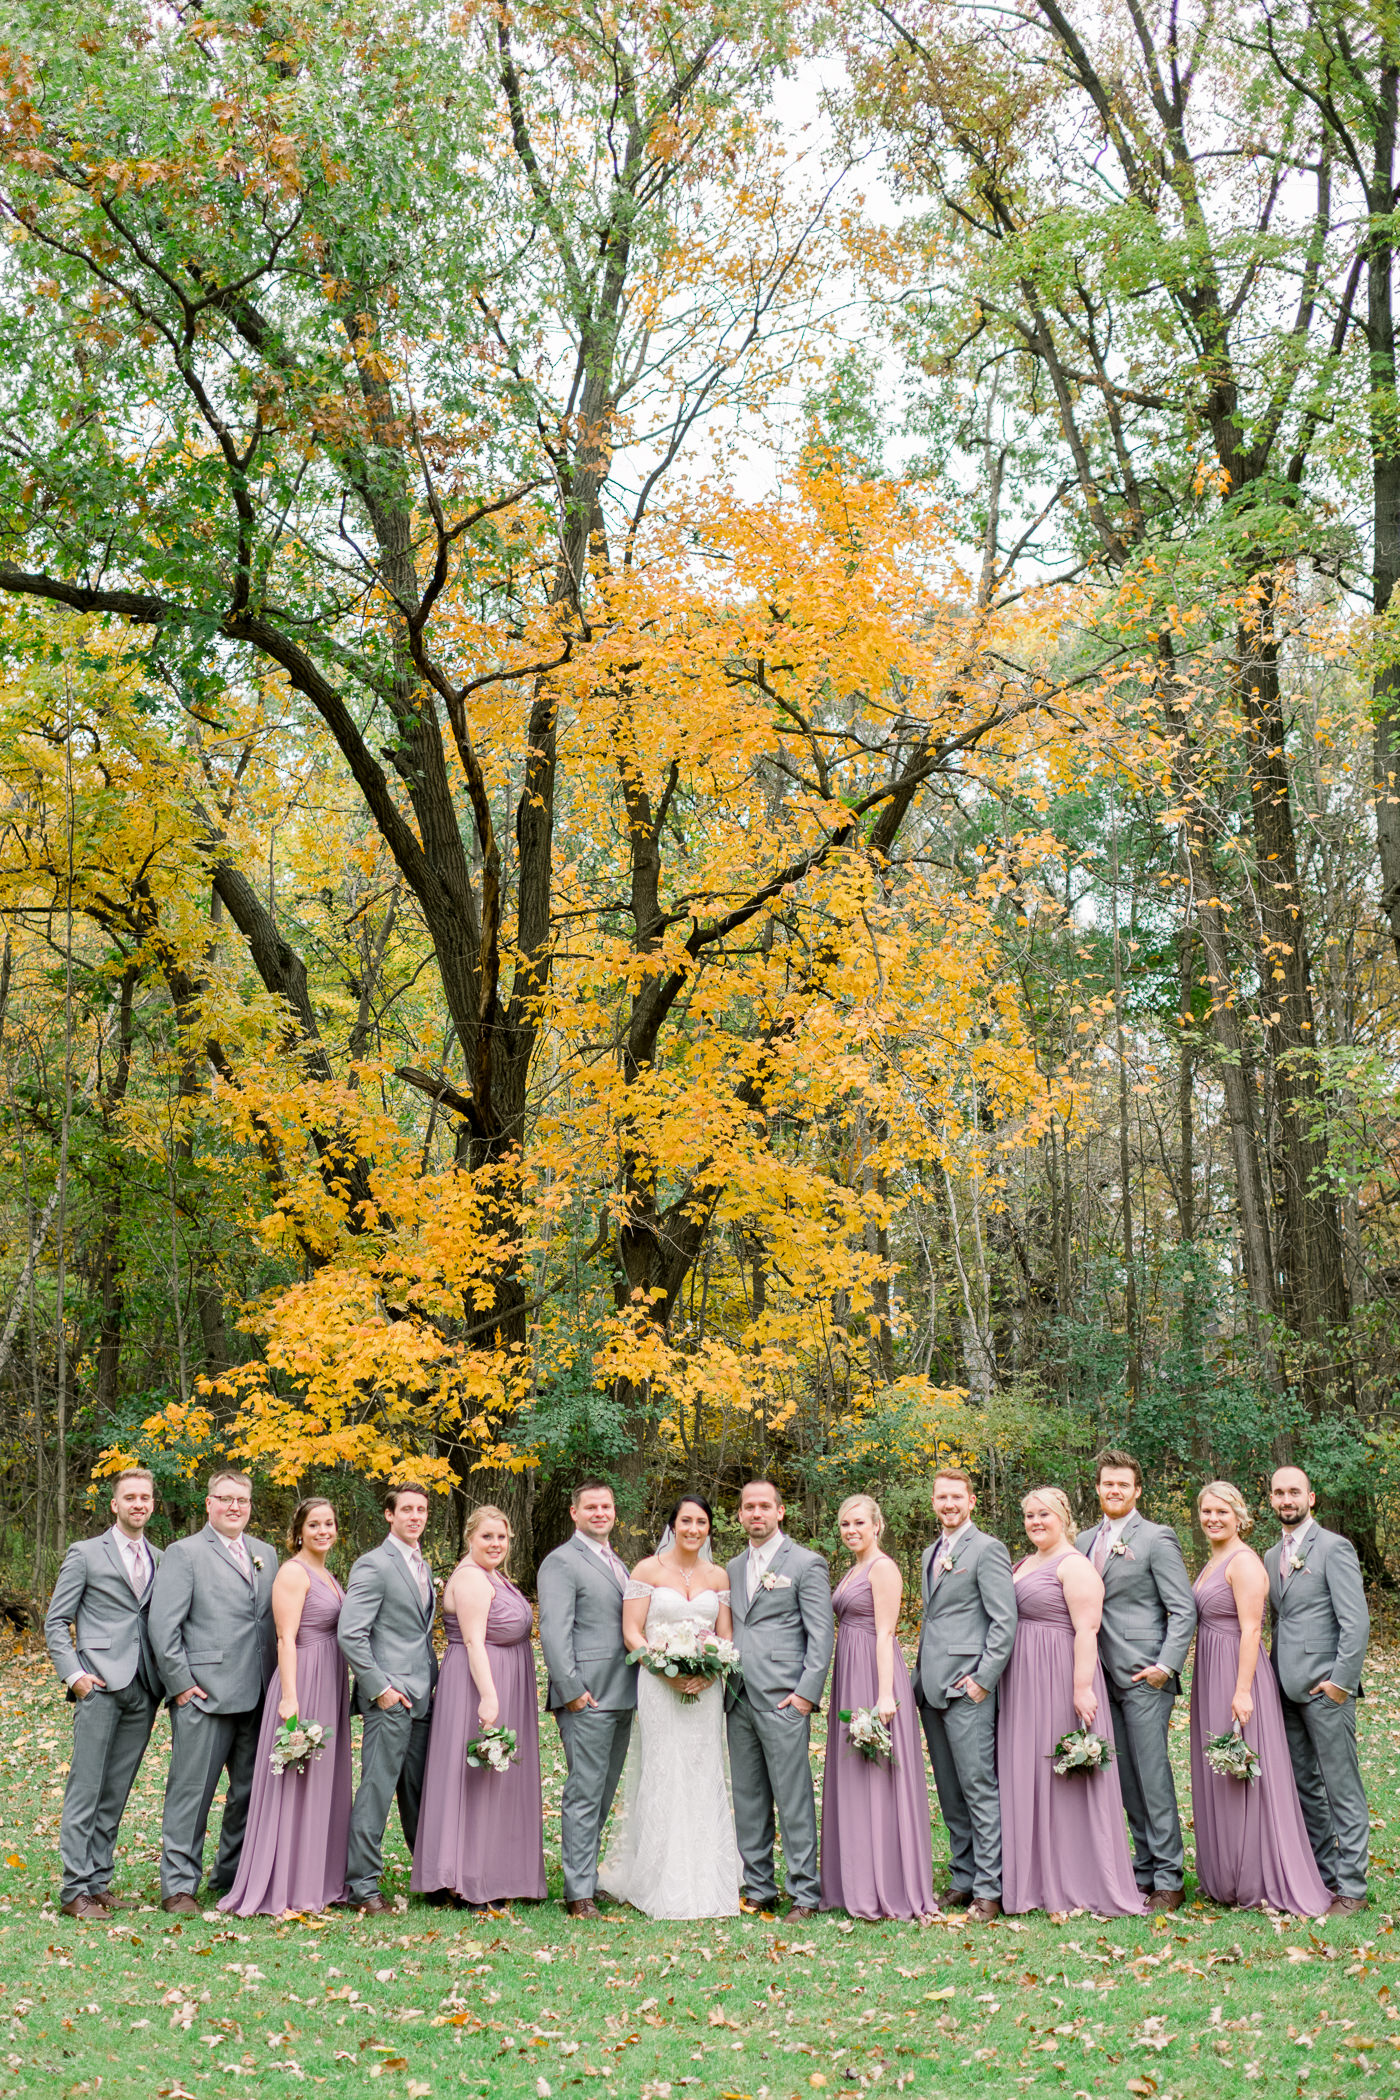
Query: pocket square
[[757, 1572, 792, 1591]]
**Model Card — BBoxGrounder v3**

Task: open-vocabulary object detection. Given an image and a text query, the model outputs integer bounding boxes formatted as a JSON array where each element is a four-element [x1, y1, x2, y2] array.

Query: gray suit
[[537, 1533, 637, 1902], [1265, 1521, 1370, 1899], [725, 1535, 834, 1910], [915, 1524, 1016, 1899], [1075, 1511, 1195, 1893], [149, 1525, 278, 1898], [46, 1529, 164, 1905], [338, 1537, 438, 1902]]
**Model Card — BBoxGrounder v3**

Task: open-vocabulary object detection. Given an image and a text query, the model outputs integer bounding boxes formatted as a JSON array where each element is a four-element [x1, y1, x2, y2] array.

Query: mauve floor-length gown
[[411, 1573, 546, 1904], [819, 1566, 936, 1920], [998, 1557, 1145, 1917], [1190, 1551, 1332, 1914], [219, 1570, 351, 1915]]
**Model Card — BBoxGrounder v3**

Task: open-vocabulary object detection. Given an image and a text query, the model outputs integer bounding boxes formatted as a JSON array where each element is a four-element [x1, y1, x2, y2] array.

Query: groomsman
[[725, 1480, 834, 1920], [537, 1479, 636, 1919], [1266, 1464, 1370, 1917], [149, 1469, 278, 1914], [45, 1468, 163, 1919], [338, 1483, 437, 1914], [1075, 1449, 1196, 1911], [914, 1466, 1016, 1924]]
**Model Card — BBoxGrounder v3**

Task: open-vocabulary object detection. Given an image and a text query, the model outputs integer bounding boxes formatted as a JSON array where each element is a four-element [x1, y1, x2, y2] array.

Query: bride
[[600, 1493, 742, 1917]]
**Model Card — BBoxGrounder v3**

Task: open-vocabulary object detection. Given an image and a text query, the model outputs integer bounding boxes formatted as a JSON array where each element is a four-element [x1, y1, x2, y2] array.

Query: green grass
[[0, 1640, 1398, 2100]]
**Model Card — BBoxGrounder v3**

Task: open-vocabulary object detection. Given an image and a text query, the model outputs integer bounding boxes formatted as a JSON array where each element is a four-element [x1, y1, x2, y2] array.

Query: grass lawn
[[0, 1636, 1398, 2100]]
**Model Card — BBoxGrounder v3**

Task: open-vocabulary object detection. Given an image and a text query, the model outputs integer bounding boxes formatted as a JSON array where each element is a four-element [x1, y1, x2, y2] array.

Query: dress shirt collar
[[111, 1525, 150, 1577], [747, 1530, 784, 1577], [1102, 1512, 1133, 1543], [575, 1530, 615, 1560], [1283, 1514, 1316, 1557], [387, 1533, 427, 1568], [937, 1518, 973, 1557]]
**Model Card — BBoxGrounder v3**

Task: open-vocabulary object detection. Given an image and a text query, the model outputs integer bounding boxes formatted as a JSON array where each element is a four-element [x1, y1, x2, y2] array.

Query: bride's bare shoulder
[[630, 1554, 663, 1582]]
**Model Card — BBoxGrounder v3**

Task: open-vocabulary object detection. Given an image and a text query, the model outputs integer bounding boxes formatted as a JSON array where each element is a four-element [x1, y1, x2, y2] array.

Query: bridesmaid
[[411, 1504, 546, 1911], [1190, 1481, 1331, 1914], [820, 1494, 937, 1922], [998, 1486, 1145, 1917], [220, 1498, 351, 1916]]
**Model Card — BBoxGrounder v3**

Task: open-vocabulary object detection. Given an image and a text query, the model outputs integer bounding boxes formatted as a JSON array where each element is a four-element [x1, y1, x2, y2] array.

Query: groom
[[538, 1479, 636, 1920], [1266, 1464, 1370, 1917], [725, 1479, 834, 1920]]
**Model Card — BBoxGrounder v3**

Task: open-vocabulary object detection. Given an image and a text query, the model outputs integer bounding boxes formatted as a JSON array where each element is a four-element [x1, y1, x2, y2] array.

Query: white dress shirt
[[747, 1530, 785, 1584], [575, 1530, 625, 1580], [933, 1517, 973, 1574]]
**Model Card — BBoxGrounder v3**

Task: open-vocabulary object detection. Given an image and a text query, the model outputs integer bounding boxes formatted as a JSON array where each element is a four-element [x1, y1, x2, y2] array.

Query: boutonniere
[[758, 1571, 792, 1591], [1285, 1550, 1310, 1575], [1107, 1540, 1134, 1561], [251, 1555, 265, 1574]]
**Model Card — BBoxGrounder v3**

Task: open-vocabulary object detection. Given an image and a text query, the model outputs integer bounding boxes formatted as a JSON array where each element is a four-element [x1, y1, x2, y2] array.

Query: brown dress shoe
[[1146, 1889, 1183, 1913], [785, 1905, 820, 1921], [967, 1897, 1002, 1923], [61, 1895, 108, 1921], [938, 1887, 974, 1908], [1325, 1895, 1367, 1918], [160, 1894, 201, 1916], [356, 1893, 392, 1916], [566, 1898, 602, 1918]]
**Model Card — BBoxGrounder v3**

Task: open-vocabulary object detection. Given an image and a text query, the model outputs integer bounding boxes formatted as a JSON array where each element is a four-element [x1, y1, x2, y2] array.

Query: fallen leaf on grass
[[1125, 2080, 1158, 2096], [4, 1854, 25, 1868]]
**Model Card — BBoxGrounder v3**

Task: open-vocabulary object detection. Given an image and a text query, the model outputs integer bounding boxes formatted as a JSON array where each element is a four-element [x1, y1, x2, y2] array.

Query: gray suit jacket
[[1264, 1523, 1369, 1703], [1075, 1512, 1196, 1691], [915, 1524, 1017, 1710], [726, 1535, 834, 1711], [537, 1533, 637, 1713], [337, 1537, 438, 1718], [148, 1525, 278, 1713], [46, 1532, 164, 1697]]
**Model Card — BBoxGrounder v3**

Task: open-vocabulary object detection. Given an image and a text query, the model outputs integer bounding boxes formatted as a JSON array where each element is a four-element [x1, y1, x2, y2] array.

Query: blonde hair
[[1197, 1480, 1254, 1536], [463, 1502, 513, 1569], [838, 1493, 885, 1537], [1022, 1485, 1075, 1537]]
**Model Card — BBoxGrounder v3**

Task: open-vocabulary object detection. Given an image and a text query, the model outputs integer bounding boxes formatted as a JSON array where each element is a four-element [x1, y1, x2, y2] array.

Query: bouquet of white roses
[[840, 1705, 895, 1763], [1204, 1728, 1261, 1782], [627, 1625, 743, 1704], [1051, 1725, 1115, 1776], [270, 1715, 332, 1777], [465, 1724, 519, 1773]]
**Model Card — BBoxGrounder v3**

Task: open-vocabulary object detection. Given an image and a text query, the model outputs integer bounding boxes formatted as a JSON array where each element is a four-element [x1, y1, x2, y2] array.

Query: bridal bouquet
[[465, 1725, 519, 1773], [1204, 1728, 1261, 1782], [840, 1705, 895, 1764], [628, 1626, 743, 1704], [269, 1715, 332, 1777], [1050, 1726, 1115, 1776]]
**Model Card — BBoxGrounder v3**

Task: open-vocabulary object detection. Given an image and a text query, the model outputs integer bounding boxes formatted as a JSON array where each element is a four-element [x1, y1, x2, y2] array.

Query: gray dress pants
[[59, 1680, 158, 1904], [725, 1697, 820, 1910], [555, 1704, 632, 1902], [1281, 1688, 1369, 1899], [1104, 1677, 1185, 1891], [160, 1697, 261, 1898], [919, 1690, 1001, 1899], [346, 1702, 431, 1901]]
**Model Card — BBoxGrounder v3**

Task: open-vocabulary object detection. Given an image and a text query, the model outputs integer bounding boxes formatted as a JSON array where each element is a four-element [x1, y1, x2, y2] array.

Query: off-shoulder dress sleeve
[[716, 1588, 732, 1604], [624, 1580, 654, 1600]]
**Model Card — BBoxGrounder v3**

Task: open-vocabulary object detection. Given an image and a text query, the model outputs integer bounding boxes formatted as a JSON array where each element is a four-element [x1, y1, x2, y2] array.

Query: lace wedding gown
[[599, 1584, 742, 1918]]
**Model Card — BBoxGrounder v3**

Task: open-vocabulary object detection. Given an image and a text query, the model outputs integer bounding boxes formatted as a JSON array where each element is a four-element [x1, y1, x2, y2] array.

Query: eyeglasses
[[209, 1495, 252, 1508]]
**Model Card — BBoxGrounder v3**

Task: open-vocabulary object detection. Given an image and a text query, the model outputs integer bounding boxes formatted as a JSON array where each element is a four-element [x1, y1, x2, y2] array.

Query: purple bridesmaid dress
[[1190, 1551, 1332, 1914], [819, 1567, 935, 1920], [411, 1574, 546, 1904], [220, 1571, 351, 1915], [997, 1557, 1145, 1917]]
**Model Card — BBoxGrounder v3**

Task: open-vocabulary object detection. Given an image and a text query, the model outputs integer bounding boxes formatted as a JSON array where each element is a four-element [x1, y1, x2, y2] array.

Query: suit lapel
[[385, 1539, 426, 1616], [101, 1530, 131, 1594], [572, 1532, 624, 1594], [202, 1524, 252, 1590], [929, 1524, 975, 1609], [748, 1533, 792, 1615]]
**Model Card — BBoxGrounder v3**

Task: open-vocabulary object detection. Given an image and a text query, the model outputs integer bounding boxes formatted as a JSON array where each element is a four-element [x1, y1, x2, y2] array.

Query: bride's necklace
[[669, 1554, 700, 1595]]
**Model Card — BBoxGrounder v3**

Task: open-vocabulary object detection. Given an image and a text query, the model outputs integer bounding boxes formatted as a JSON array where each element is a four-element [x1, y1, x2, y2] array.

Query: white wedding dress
[[599, 1584, 742, 1918]]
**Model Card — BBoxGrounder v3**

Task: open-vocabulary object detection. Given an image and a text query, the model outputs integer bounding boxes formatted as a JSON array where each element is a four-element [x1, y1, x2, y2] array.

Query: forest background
[[1, 0, 1398, 1592]]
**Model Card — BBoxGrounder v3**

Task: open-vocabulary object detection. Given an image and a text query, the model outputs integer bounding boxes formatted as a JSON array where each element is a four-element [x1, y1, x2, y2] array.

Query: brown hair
[[1093, 1448, 1143, 1490], [463, 1503, 512, 1570], [288, 1498, 337, 1552], [384, 1482, 431, 1513], [932, 1465, 976, 1491], [739, 1478, 785, 1503], [570, 1479, 615, 1508], [111, 1468, 154, 1494], [207, 1468, 251, 1496]]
